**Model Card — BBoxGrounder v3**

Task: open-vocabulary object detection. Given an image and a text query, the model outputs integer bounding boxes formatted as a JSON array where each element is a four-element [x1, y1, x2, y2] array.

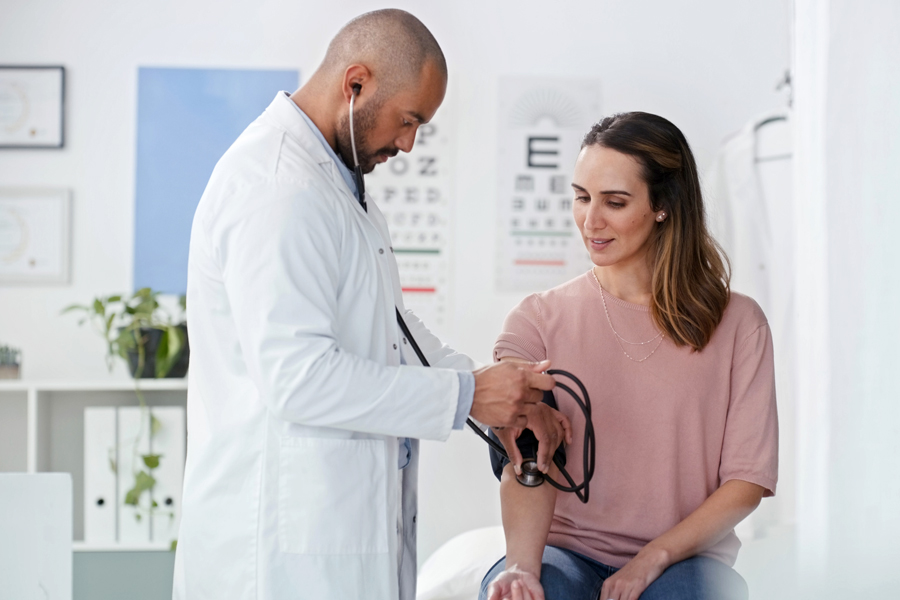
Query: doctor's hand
[[493, 403, 571, 476], [486, 565, 545, 600], [471, 361, 555, 428]]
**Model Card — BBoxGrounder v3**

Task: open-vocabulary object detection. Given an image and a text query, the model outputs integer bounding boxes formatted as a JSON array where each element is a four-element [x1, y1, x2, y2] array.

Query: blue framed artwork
[[134, 66, 300, 294]]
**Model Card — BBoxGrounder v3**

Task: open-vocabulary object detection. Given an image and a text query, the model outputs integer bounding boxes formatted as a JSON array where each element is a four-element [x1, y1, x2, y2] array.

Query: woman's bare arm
[[600, 479, 766, 600]]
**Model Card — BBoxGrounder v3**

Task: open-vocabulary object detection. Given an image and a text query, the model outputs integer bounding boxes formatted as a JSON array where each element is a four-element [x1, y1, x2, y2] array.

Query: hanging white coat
[[172, 92, 477, 600]]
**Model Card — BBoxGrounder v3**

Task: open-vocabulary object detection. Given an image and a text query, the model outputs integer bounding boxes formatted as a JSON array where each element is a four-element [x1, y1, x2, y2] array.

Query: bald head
[[319, 9, 447, 92]]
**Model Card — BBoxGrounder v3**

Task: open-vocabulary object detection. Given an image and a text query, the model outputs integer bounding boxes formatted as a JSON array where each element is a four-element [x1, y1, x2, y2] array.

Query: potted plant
[[0, 345, 22, 379], [63, 287, 189, 379], [63, 288, 188, 545]]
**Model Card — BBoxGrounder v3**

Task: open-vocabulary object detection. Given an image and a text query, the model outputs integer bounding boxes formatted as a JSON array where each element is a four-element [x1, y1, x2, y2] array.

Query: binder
[[117, 406, 151, 543], [149, 406, 185, 544], [83, 407, 117, 543]]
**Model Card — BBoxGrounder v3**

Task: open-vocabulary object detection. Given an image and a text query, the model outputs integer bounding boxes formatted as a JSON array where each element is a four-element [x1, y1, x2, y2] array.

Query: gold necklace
[[591, 269, 665, 363]]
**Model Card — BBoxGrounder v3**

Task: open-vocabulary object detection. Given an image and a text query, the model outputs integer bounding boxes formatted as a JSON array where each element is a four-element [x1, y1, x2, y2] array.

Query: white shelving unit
[[0, 379, 187, 552]]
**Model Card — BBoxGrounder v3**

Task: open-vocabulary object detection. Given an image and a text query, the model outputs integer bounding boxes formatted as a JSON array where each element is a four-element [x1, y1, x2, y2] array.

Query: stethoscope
[[348, 84, 595, 502]]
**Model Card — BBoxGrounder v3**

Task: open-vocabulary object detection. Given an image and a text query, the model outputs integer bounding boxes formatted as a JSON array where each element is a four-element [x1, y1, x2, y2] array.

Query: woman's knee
[[640, 556, 748, 600]]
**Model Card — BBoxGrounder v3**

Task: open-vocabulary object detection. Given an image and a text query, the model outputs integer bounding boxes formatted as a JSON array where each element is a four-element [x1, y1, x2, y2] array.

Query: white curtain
[[793, 0, 900, 595]]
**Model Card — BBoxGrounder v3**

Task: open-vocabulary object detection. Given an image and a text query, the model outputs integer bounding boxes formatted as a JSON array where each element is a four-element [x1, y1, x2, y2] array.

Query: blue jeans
[[479, 546, 748, 600]]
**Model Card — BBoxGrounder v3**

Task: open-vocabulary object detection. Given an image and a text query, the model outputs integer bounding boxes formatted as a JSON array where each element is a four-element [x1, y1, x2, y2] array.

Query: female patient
[[481, 112, 778, 600]]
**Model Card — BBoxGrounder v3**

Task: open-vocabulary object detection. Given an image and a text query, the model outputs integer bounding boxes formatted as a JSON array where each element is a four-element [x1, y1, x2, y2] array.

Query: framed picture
[[0, 66, 65, 148], [0, 188, 71, 284]]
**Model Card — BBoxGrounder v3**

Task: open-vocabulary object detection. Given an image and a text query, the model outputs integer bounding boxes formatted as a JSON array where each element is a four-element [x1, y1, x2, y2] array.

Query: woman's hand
[[493, 403, 572, 475], [486, 565, 545, 600], [598, 547, 668, 600]]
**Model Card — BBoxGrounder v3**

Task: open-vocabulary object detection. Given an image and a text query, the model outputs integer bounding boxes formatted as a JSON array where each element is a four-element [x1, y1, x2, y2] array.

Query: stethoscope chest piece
[[516, 460, 545, 487]]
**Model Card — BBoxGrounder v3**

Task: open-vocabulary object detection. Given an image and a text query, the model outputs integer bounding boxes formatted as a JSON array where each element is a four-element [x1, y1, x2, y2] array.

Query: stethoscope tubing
[[397, 308, 595, 504]]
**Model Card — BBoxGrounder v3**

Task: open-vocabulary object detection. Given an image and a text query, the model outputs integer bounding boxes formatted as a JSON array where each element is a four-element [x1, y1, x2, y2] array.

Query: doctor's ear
[[342, 64, 372, 102]]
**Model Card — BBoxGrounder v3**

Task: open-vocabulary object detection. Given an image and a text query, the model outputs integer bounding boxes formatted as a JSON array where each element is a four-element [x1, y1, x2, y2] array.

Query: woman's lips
[[589, 238, 613, 250]]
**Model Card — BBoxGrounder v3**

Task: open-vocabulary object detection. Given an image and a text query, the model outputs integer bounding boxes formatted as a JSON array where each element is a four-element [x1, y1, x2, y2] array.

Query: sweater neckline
[[584, 271, 650, 313]]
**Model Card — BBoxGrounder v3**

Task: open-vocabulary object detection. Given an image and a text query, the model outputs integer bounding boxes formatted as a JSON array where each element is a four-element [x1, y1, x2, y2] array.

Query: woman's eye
[[607, 200, 626, 208], [575, 195, 590, 203]]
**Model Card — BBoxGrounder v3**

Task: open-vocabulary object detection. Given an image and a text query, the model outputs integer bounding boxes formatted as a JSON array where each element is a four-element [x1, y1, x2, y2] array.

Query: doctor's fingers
[[524, 404, 567, 473], [493, 427, 524, 475], [522, 368, 556, 394]]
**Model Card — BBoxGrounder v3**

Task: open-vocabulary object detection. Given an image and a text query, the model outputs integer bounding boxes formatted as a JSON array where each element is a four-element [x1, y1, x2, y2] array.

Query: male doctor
[[173, 9, 569, 600]]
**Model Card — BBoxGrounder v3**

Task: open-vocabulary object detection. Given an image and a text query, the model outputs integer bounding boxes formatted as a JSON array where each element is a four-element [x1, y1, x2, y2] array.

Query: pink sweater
[[493, 272, 778, 568]]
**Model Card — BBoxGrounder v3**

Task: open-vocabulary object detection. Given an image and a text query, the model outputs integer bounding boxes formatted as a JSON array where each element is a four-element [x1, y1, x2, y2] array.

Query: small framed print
[[0, 188, 71, 284], [0, 66, 65, 148]]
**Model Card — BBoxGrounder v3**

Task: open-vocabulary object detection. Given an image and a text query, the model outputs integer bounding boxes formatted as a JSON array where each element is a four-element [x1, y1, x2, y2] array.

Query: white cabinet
[[0, 379, 187, 551]]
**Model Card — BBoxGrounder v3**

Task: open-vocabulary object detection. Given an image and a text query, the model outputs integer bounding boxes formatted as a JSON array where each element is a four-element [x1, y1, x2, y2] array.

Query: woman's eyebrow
[[571, 182, 632, 197]]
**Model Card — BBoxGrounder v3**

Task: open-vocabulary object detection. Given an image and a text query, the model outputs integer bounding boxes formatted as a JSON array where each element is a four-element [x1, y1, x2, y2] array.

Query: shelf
[[73, 541, 174, 552], [0, 379, 188, 392]]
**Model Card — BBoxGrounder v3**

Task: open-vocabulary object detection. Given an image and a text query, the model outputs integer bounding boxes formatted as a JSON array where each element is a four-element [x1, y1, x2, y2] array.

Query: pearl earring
[[657, 212, 666, 222]]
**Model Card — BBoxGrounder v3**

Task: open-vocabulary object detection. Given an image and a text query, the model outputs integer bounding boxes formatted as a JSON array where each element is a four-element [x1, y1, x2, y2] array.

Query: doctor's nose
[[395, 128, 417, 153]]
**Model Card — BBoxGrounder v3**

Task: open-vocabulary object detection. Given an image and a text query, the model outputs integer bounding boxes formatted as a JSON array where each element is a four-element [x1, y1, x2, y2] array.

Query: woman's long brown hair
[[582, 112, 730, 352]]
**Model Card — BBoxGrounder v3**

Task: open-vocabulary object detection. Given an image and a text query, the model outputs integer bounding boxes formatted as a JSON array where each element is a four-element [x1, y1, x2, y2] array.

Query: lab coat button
[[402, 338, 407, 344], [379, 248, 385, 254], [412, 515, 417, 523], [393, 344, 398, 350]]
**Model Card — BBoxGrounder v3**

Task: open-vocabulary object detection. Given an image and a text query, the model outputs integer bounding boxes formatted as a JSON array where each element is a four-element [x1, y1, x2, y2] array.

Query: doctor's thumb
[[529, 360, 551, 373]]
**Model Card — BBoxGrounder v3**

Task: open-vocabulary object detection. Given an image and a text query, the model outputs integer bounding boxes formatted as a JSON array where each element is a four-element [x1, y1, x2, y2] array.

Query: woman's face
[[572, 144, 664, 270]]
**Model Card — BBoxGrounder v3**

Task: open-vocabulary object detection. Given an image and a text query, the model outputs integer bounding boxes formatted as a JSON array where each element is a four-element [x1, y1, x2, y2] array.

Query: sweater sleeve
[[718, 322, 779, 496], [493, 295, 547, 363]]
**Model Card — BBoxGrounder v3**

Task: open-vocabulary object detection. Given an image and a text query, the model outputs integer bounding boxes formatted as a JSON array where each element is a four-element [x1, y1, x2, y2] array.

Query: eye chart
[[497, 78, 600, 291], [367, 119, 452, 334]]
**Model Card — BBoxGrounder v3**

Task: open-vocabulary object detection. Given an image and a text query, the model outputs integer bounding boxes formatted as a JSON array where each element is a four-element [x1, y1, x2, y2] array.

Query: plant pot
[[0, 364, 20, 380], [125, 324, 190, 379]]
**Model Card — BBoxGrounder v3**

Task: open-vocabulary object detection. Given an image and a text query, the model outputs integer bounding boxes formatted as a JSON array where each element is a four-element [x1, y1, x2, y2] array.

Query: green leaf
[[142, 454, 161, 469], [124, 469, 157, 507], [170, 539, 178, 552], [151, 500, 159, 508], [93, 298, 105, 316], [135, 513, 142, 522], [150, 413, 162, 436], [105, 313, 115, 335], [155, 326, 183, 378], [107, 295, 122, 303], [61, 303, 88, 314], [106, 448, 119, 474]]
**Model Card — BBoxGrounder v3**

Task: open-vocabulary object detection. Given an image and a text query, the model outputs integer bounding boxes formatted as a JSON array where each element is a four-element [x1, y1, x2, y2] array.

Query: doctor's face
[[339, 61, 446, 174], [572, 145, 664, 270]]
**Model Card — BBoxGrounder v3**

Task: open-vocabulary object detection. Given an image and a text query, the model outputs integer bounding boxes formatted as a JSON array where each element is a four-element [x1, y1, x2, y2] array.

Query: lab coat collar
[[263, 92, 362, 207]]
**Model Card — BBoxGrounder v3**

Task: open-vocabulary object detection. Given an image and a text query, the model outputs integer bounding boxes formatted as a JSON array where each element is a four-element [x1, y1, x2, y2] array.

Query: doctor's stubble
[[335, 93, 396, 174]]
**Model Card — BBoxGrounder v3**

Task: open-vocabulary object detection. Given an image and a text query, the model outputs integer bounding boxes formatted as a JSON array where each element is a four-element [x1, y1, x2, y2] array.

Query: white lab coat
[[173, 92, 477, 600], [706, 108, 794, 538]]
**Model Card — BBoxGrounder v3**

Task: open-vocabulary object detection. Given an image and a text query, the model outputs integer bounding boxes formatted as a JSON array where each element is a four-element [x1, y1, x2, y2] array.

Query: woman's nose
[[583, 202, 605, 231]]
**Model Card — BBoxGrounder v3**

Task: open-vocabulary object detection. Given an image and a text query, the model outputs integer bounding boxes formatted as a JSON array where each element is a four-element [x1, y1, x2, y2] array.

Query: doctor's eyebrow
[[409, 111, 427, 124]]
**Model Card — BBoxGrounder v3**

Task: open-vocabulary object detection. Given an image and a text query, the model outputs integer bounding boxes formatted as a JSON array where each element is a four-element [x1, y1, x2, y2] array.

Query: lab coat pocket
[[278, 437, 389, 554]]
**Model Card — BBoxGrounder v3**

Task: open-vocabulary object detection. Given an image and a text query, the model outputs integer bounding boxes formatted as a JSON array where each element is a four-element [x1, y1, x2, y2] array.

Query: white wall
[[794, 0, 900, 595], [0, 0, 791, 564]]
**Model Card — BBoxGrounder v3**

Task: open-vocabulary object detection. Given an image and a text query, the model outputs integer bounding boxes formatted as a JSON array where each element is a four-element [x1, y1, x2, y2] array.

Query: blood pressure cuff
[[489, 389, 567, 481]]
